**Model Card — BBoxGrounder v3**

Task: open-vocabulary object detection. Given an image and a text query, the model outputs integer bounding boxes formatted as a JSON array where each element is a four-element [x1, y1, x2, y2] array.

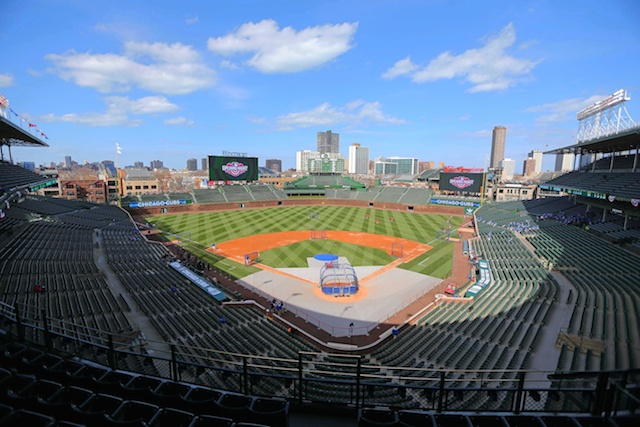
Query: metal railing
[[1, 300, 638, 416]]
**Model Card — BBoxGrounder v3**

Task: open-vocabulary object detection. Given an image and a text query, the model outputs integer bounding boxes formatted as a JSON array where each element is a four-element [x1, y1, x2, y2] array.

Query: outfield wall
[[127, 198, 465, 217]]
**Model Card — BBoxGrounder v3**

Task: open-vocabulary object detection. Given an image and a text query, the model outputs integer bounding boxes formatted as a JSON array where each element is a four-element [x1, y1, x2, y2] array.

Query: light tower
[[576, 89, 636, 142]]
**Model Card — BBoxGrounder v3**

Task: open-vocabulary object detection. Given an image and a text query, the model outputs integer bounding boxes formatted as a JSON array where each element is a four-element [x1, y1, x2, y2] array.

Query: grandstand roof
[[0, 115, 49, 147], [545, 126, 640, 155]]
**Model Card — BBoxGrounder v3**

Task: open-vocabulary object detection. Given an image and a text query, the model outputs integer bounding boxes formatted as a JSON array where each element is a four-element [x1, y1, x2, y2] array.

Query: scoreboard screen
[[439, 172, 484, 193], [208, 155, 259, 182]]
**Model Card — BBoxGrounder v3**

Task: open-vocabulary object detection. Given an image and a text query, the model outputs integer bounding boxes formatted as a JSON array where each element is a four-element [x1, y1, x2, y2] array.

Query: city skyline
[[1, 1, 639, 172]]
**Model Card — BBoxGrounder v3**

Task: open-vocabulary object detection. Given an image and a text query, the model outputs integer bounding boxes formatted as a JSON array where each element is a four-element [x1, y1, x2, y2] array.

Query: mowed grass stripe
[[149, 206, 462, 244], [260, 240, 394, 268], [146, 206, 462, 277], [398, 240, 454, 278]]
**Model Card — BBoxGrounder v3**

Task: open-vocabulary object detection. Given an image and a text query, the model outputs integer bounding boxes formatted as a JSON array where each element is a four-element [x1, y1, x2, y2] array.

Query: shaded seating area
[[0, 339, 290, 427]]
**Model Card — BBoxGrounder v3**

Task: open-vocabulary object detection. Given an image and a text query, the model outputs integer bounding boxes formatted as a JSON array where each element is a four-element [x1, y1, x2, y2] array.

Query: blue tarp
[[169, 261, 228, 302]]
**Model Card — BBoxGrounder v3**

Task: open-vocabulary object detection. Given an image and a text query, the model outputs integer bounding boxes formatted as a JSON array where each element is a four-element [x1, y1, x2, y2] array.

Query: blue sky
[[1, 0, 639, 172]]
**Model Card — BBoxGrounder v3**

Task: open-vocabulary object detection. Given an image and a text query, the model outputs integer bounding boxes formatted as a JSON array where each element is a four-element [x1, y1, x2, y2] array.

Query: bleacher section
[[0, 161, 49, 191], [542, 171, 640, 201], [192, 188, 227, 204], [286, 175, 365, 189], [325, 186, 434, 205], [191, 185, 286, 204], [475, 198, 640, 372]]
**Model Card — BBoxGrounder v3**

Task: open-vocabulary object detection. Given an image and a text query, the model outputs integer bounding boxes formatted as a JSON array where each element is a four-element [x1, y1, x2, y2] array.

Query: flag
[[116, 142, 122, 154]]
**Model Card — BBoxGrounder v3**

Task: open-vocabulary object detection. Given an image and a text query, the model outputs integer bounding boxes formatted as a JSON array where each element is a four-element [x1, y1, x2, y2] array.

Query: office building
[[296, 150, 316, 172], [374, 159, 398, 175], [317, 130, 339, 154], [555, 153, 575, 172], [150, 160, 164, 170], [523, 158, 536, 177], [201, 158, 208, 170], [386, 156, 419, 175], [529, 149, 543, 174], [501, 158, 515, 182], [419, 161, 435, 172], [490, 126, 506, 169], [64, 156, 72, 169], [186, 158, 198, 171], [348, 144, 370, 174], [265, 159, 282, 172], [133, 161, 144, 168]]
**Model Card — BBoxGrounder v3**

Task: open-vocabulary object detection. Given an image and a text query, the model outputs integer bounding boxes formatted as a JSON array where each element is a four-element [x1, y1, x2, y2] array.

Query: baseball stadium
[[0, 95, 639, 426]]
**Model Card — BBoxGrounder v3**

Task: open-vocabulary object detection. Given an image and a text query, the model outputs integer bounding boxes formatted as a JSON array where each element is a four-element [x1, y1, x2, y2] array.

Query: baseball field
[[146, 205, 462, 279]]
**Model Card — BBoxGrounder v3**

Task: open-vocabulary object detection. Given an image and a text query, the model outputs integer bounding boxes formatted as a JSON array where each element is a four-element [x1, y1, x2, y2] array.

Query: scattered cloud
[[219, 60, 240, 70], [0, 73, 14, 87], [42, 95, 178, 127], [207, 19, 358, 73], [381, 57, 417, 80], [185, 15, 199, 25], [275, 100, 405, 130], [164, 116, 194, 126], [46, 41, 215, 95], [527, 94, 606, 122], [382, 23, 540, 92]]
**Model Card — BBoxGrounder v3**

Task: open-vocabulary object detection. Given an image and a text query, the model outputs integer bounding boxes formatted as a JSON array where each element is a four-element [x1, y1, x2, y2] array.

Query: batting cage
[[319, 261, 359, 296], [244, 251, 259, 266]]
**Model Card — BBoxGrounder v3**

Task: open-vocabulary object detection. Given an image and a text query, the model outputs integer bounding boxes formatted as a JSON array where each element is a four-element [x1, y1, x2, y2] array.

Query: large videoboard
[[439, 172, 484, 193], [208, 155, 259, 182]]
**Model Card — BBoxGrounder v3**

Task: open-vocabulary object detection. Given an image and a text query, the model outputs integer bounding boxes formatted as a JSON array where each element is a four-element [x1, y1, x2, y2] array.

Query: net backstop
[[319, 262, 359, 296]]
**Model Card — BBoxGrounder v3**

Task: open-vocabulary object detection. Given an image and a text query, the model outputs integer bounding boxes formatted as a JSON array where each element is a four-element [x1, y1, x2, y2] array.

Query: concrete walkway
[[93, 229, 171, 359], [521, 270, 577, 386]]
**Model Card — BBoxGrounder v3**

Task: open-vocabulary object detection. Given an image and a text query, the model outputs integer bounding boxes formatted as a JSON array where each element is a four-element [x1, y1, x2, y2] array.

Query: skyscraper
[[201, 158, 208, 170], [317, 130, 339, 154], [490, 126, 506, 169], [186, 158, 198, 171], [348, 144, 370, 174], [529, 149, 543, 174], [64, 156, 72, 169]]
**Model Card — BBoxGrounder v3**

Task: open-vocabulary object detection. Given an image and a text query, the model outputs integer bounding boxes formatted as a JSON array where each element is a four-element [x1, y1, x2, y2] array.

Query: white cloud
[[0, 73, 14, 87], [527, 94, 606, 122], [383, 23, 540, 92], [185, 15, 199, 25], [207, 19, 358, 73], [219, 60, 240, 70], [164, 116, 194, 126], [381, 57, 417, 80], [42, 95, 178, 127], [46, 41, 215, 95], [275, 100, 405, 130]]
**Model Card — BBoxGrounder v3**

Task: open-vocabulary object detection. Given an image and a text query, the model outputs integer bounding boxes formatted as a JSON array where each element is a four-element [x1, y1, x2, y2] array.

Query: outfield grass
[[146, 205, 462, 279]]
